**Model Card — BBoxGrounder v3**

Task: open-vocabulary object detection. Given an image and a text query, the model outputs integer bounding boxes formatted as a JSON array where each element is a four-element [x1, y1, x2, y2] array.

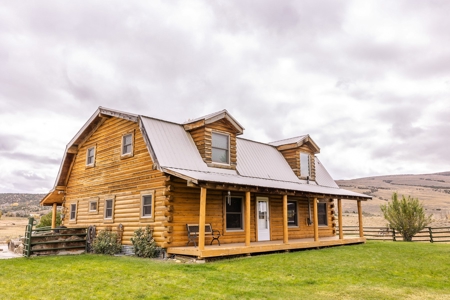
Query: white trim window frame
[[121, 133, 134, 157], [141, 194, 153, 218], [300, 152, 310, 178], [225, 196, 244, 231], [89, 199, 98, 213], [287, 200, 299, 227], [212, 132, 230, 165], [69, 203, 77, 221], [86, 146, 96, 167], [104, 198, 114, 220]]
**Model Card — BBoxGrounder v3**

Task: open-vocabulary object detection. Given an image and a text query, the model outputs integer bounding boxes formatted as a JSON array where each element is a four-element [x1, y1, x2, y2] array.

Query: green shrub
[[131, 226, 160, 258], [92, 230, 122, 255], [381, 192, 432, 241], [36, 211, 61, 228]]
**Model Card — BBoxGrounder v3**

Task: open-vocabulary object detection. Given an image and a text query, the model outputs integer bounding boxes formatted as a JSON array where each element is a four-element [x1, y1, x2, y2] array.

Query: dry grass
[[0, 217, 28, 243]]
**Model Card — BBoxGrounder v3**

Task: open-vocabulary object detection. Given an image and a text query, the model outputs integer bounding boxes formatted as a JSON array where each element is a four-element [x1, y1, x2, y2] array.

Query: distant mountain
[[336, 172, 450, 218], [0, 193, 47, 216]]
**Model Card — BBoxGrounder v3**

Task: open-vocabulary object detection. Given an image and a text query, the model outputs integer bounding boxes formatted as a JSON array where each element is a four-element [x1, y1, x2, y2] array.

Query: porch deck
[[167, 236, 366, 258]]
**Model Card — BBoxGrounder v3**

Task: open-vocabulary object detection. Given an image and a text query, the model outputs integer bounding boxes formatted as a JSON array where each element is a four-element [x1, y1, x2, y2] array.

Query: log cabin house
[[41, 107, 371, 258]]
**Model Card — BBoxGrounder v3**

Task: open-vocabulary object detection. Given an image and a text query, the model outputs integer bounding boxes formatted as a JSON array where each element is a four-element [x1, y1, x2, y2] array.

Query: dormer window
[[212, 132, 230, 164], [300, 152, 310, 177]]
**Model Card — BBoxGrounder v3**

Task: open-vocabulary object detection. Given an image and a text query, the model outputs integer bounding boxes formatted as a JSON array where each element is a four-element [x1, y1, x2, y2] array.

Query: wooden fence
[[337, 226, 450, 243]]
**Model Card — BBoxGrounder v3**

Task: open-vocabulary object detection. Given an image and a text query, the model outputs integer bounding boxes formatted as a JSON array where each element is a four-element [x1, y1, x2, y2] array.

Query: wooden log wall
[[62, 117, 172, 246]]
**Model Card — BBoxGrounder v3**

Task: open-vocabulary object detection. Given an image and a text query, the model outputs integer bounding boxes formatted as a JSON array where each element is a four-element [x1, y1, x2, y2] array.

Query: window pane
[[226, 214, 242, 229], [287, 201, 298, 226], [142, 195, 152, 216], [212, 133, 228, 149], [122, 134, 132, 154], [226, 197, 242, 212], [70, 204, 76, 219], [300, 153, 310, 177], [212, 148, 228, 163], [90, 202, 97, 211], [318, 203, 327, 225]]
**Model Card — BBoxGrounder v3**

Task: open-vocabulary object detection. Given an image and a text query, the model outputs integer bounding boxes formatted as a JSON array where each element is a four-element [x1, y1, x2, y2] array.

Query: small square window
[[122, 133, 133, 156], [212, 132, 229, 164], [70, 203, 77, 221], [86, 147, 95, 166], [104, 199, 114, 219], [89, 201, 98, 212], [287, 200, 298, 227]]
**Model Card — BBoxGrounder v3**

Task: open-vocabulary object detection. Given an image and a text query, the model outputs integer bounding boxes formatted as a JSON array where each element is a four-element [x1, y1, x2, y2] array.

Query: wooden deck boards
[[167, 236, 366, 258]]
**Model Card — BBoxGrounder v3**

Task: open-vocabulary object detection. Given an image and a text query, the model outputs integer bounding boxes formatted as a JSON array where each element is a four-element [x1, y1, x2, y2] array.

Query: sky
[[1, 0, 450, 193]]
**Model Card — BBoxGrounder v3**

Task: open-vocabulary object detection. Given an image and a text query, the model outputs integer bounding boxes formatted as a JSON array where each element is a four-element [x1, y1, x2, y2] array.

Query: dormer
[[184, 110, 244, 170], [269, 135, 320, 181]]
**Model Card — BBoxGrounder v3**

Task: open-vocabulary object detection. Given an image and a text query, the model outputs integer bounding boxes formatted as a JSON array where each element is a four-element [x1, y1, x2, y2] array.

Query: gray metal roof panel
[[315, 157, 339, 188], [268, 135, 307, 146], [236, 138, 300, 182]]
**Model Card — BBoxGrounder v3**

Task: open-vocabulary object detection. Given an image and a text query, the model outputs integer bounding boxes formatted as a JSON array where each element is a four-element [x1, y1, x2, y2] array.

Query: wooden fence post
[[428, 227, 433, 243]]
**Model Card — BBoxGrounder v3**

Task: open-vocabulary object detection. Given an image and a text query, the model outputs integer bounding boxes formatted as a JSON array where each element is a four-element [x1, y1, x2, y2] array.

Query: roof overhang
[[183, 109, 245, 135], [40, 186, 66, 206], [271, 135, 320, 153]]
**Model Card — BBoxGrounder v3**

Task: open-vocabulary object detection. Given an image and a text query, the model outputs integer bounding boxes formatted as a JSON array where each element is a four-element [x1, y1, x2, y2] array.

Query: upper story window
[[300, 152, 310, 178], [122, 133, 133, 156], [212, 132, 230, 164], [86, 146, 96, 166]]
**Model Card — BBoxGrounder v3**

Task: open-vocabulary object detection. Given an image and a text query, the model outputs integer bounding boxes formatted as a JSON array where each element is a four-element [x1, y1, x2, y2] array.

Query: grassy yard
[[0, 241, 449, 299]]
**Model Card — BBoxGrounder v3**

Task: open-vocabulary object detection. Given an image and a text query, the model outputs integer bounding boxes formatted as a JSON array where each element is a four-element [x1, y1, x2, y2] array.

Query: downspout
[[307, 198, 313, 226]]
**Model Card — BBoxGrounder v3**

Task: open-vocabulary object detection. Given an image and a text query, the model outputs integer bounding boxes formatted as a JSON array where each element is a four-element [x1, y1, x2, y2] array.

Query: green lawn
[[1, 241, 449, 299]]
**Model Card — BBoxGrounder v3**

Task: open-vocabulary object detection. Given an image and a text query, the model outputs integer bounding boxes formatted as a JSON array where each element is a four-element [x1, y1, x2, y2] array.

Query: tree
[[381, 192, 432, 241], [36, 211, 61, 228]]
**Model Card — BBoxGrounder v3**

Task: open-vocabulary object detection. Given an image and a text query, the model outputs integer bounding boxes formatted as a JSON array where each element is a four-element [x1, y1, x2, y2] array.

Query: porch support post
[[313, 197, 319, 241], [357, 200, 364, 237], [282, 195, 288, 244], [338, 199, 343, 240], [245, 191, 251, 246], [51, 203, 57, 229], [198, 187, 207, 251]]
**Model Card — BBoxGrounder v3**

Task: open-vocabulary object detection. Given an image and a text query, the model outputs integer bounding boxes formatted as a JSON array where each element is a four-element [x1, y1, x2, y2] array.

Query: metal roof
[[268, 135, 307, 146], [140, 116, 369, 199]]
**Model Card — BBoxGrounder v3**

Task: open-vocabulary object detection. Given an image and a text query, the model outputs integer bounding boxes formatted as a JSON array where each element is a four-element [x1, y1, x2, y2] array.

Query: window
[[318, 203, 328, 226], [226, 196, 243, 230], [70, 203, 77, 221], [300, 152, 310, 177], [141, 195, 153, 218], [212, 132, 229, 164], [86, 146, 95, 166], [287, 200, 298, 227], [104, 199, 114, 220], [121, 133, 133, 156], [89, 200, 98, 212]]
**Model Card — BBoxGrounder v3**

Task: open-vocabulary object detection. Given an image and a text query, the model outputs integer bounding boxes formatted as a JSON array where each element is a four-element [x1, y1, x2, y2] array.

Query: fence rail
[[337, 226, 450, 243]]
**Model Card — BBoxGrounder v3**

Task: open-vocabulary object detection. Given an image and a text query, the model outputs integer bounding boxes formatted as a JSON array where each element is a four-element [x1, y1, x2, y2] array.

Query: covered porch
[[167, 236, 366, 258], [168, 186, 366, 259]]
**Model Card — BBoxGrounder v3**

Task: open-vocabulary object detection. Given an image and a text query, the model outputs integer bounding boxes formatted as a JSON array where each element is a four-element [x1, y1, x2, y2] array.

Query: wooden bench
[[186, 224, 221, 247]]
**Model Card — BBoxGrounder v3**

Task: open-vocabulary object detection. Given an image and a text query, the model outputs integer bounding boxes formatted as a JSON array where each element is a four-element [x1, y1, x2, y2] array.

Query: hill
[[337, 171, 450, 226], [0, 193, 47, 217]]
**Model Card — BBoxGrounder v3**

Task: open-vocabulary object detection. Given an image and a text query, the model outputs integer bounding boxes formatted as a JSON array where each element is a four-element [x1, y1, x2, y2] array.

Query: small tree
[[381, 192, 432, 241], [36, 211, 62, 228]]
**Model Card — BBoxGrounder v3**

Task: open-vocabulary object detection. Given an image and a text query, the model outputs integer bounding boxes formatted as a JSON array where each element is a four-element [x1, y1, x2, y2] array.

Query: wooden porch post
[[198, 187, 207, 251], [357, 200, 364, 237], [313, 198, 319, 241], [51, 203, 57, 229], [282, 195, 288, 244], [245, 191, 251, 246], [338, 199, 343, 240]]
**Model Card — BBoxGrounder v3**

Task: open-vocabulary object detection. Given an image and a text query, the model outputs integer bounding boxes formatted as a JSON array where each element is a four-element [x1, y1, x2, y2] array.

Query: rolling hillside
[[337, 171, 450, 226]]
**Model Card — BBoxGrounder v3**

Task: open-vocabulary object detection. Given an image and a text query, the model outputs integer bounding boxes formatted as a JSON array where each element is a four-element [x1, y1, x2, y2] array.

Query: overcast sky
[[1, 0, 449, 193]]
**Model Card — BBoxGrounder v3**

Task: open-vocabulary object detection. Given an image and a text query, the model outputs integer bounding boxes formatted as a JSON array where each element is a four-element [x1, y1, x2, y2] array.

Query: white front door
[[257, 197, 270, 241]]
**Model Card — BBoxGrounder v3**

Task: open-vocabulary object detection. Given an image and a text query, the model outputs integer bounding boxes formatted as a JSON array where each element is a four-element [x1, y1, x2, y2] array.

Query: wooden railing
[[337, 226, 450, 243]]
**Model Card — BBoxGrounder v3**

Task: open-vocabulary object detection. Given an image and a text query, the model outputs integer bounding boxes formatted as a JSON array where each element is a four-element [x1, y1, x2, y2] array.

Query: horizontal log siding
[[279, 146, 316, 180], [63, 117, 170, 246]]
